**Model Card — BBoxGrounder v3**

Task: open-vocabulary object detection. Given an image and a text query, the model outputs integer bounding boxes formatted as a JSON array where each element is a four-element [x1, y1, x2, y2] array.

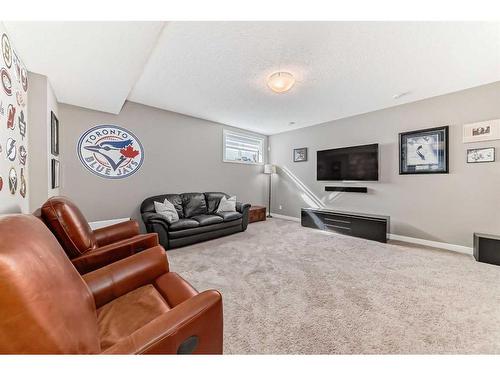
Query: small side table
[[249, 205, 266, 223], [474, 233, 500, 266]]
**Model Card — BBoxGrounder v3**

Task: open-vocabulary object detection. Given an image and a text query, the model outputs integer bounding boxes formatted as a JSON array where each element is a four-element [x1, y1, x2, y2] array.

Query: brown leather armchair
[[35, 196, 158, 274], [0, 215, 223, 354]]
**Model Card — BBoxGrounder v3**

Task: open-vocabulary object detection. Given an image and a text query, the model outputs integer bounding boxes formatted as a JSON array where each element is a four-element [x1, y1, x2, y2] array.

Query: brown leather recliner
[[0, 214, 223, 354], [35, 196, 158, 274]]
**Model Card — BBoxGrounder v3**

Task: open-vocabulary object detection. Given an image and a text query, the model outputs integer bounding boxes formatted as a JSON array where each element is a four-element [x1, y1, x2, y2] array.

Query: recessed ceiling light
[[393, 91, 411, 100], [289, 121, 296, 126], [267, 71, 295, 93]]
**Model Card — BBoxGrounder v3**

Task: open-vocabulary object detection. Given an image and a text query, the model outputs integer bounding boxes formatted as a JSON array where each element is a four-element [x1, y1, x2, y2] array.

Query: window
[[223, 130, 265, 164]]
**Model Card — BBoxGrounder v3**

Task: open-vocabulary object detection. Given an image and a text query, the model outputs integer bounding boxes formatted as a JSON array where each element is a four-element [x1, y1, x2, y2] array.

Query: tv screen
[[317, 143, 379, 181]]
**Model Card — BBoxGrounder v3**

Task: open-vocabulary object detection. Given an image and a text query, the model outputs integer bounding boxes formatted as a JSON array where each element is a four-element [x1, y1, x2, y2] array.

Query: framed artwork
[[467, 147, 495, 163], [463, 119, 500, 143], [293, 147, 307, 162], [399, 126, 449, 175], [51, 159, 60, 189], [51, 111, 59, 156]]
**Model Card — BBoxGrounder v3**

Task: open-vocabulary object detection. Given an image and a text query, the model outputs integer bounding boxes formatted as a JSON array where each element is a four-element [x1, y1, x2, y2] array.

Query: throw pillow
[[216, 196, 237, 213], [154, 199, 179, 224]]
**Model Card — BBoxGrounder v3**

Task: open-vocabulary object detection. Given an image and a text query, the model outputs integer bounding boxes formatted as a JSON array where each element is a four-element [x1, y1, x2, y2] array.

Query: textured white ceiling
[[5, 22, 500, 134], [129, 22, 500, 134], [4, 21, 164, 114]]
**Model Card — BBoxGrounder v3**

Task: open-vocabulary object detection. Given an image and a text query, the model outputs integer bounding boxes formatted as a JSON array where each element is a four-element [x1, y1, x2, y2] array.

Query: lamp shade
[[264, 164, 276, 174]]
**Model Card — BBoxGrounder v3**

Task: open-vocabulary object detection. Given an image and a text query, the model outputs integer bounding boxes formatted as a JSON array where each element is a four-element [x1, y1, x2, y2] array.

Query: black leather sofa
[[141, 192, 251, 249]]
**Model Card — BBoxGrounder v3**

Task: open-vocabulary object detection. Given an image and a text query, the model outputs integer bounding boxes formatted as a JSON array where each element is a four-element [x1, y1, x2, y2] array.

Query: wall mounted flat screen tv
[[317, 143, 379, 181]]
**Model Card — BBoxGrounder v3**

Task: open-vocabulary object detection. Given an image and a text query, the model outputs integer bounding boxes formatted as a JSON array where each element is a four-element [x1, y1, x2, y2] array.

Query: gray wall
[[27, 73, 47, 212], [269, 82, 500, 247], [27, 72, 59, 212], [59, 101, 268, 223]]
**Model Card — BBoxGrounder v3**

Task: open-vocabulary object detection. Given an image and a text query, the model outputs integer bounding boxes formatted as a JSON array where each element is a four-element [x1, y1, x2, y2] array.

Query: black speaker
[[324, 186, 368, 193], [474, 233, 500, 266]]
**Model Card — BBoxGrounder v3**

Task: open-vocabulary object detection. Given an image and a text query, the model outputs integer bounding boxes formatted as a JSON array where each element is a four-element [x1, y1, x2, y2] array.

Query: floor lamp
[[264, 164, 276, 218]]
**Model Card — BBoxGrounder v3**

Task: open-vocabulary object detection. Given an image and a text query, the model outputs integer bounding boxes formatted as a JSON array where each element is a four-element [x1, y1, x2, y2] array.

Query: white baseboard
[[89, 217, 130, 230], [270, 212, 473, 255], [270, 213, 300, 222], [388, 234, 473, 255]]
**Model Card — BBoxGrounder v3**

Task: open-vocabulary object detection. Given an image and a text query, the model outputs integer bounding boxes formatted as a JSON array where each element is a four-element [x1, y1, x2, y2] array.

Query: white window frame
[[223, 129, 265, 165]]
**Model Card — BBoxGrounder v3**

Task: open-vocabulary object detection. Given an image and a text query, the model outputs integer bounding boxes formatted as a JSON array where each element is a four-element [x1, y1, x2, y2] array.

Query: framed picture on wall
[[399, 126, 449, 174], [463, 119, 500, 143], [51, 111, 59, 156], [51, 159, 60, 189], [293, 147, 308, 162], [467, 147, 495, 163]]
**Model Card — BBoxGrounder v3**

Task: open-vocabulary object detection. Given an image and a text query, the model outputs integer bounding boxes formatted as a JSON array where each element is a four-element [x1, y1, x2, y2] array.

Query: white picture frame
[[463, 119, 500, 143], [467, 147, 495, 163]]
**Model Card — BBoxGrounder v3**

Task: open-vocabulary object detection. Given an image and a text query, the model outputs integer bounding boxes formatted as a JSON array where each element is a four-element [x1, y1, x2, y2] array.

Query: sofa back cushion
[[40, 196, 97, 259], [154, 199, 179, 224], [181, 193, 208, 218], [0, 215, 100, 354], [205, 192, 230, 214], [141, 194, 184, 219]]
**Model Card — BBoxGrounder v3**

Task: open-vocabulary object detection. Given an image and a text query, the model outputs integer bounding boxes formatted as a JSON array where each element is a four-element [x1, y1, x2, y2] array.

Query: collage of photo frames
[[292, 118, 498, 174], [0, 26, 29, 208]]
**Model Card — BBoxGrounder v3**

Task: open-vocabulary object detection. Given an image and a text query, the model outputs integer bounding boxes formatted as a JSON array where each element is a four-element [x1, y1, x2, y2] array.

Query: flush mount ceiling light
[[267, 71, 295, 93]]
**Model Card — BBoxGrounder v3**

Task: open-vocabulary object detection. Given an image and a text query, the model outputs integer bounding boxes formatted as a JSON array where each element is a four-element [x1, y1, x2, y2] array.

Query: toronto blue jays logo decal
[[77, 125, 144, 179]]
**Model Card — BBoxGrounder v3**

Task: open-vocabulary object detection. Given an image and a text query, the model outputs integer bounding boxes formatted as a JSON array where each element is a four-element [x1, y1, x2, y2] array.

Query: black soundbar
[[325, 186, 368, 193]]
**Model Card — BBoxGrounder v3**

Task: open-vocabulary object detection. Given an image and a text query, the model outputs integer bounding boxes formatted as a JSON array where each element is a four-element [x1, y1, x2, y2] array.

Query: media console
[[301, 208, 389, 243]]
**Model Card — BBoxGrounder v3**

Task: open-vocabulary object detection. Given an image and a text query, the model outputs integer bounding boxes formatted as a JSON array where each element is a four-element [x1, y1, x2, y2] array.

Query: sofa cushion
[[165, 194, 184, 219], [97, 284, 170, 350], [153, 272, 198, 307], [217, 211, 243, 222], [181, 193, 208, 217], [191, 214, 224, 227], [141, 194, 184, 219], [168, 218, 199, 231], [40, 196, 97, 258], [216, 196, 237, 213], [154, 199, 179, 224], [168, 219, 242, 239], [204, 192, 229, 214]]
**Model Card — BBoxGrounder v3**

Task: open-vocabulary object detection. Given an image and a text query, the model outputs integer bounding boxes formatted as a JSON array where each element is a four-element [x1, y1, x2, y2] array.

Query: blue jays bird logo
[[77, 125, 144, 179]]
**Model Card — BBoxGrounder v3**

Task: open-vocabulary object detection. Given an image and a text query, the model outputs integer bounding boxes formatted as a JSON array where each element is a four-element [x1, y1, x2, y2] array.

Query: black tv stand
[[301, 208, 389, 243]]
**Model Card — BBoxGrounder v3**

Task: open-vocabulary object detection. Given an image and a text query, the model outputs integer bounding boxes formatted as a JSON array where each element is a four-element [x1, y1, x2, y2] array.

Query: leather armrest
[[141, 213, 170, 249], [236, 202, 251, 214], [236, 202, 251, 231], [93, 220, 140, 247], [103, 290, 223, 354], [83, 246, 169, 308], [72, 243, 135, 275], [72, 233, 158, 274], [142, 213, 170, 225]]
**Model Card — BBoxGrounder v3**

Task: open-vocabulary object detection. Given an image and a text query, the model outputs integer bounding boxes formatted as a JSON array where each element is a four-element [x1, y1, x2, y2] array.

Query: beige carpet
[[167, 218, 500, 354]]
